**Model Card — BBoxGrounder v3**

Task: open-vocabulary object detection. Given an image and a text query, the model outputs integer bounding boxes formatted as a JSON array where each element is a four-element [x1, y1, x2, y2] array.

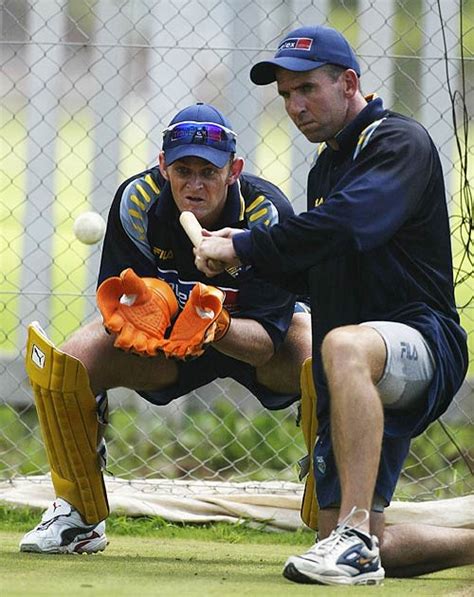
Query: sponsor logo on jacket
[[158, 268, 239, 313], [153, 246, 174, 260]]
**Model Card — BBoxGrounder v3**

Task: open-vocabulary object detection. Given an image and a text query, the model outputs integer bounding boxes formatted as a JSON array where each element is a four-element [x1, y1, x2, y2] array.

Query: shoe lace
[[337, 506, 370, 535], [305, 507, 370, 556]]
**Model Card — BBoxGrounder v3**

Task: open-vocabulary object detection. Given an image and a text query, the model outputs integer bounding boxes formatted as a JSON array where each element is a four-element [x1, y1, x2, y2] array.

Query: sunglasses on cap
[[162, 121, 237, 151]]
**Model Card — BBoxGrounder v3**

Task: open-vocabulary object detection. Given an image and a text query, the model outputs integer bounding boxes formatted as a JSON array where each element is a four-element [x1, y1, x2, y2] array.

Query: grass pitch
[[0, 509, 472, 596]]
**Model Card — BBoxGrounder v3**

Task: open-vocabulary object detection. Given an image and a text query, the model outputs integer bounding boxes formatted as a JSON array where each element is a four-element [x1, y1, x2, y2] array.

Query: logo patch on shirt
[[316, 456, 326, 474], [400, 341, 418, 360], [157, 268, 240, 313], [153, 246, 174, 260], [278, 37, 313, 52], [313, 197, 325, 207]]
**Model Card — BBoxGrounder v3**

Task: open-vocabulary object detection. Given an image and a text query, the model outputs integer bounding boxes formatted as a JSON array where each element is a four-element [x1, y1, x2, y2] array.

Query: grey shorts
[[361, 321, 436, 410]]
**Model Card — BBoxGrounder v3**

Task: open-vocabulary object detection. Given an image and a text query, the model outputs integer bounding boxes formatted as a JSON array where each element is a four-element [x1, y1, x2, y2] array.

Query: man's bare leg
[[381, 523, 474, 576], [61, 319, 179, 395], [321, 325, 386, 532], [257, 312, 312, 394]]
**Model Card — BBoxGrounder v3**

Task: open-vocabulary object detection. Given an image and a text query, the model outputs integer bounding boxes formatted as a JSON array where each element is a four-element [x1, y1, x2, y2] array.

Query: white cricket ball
[[73, 211, 106, 245]]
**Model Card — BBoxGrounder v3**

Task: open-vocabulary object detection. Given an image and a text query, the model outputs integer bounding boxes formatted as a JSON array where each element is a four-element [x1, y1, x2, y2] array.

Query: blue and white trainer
[[283, 508, 385, 586], [19, 498, 107, 554]]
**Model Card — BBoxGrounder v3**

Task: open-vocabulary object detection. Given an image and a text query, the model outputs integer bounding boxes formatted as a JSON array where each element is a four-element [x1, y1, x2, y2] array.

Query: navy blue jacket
[[234, 97, 467, 438], [99, 166, 297, 350]]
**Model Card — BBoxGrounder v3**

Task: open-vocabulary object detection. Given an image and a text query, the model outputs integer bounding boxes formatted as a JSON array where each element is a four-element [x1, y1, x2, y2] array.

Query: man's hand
[[161, 282, 230, 360], [194, 228, 242, 277], [96, 268, 178, 356]]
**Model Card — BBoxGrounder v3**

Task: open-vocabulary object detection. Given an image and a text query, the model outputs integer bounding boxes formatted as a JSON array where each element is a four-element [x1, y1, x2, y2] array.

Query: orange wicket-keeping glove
[[96, 268, 178, 356], [161, 282, 230, 360]]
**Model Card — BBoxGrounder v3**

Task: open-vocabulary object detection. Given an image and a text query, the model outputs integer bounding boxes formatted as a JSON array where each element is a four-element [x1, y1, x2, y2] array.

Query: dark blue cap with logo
[[250, 25, 360, 85], [162, 102, 237, 168]]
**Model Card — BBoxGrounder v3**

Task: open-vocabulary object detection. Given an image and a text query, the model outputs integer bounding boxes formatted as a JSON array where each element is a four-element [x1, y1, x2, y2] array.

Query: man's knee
[[60, 321, 117, 393], [321, 325, 385, 384], [284, 312, 312, 358], [257, 312, 312, 393], [321, 326, 365, 371], [61, 319, 110, 362], [61, 319, 178, 394]]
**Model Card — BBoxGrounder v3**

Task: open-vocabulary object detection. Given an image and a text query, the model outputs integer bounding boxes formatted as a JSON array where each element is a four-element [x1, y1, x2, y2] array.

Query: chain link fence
[[1, 0, 473, 502]]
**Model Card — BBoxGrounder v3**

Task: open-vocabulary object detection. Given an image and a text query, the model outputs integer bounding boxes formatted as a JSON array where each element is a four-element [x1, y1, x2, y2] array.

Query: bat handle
[[179, 211, 237, 278], [179, 211, 203, 248]]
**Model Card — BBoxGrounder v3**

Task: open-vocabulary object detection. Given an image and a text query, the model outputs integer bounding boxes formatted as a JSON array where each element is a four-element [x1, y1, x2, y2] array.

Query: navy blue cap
[[250, 25, 360, 85], [162, 103, 237, 168]]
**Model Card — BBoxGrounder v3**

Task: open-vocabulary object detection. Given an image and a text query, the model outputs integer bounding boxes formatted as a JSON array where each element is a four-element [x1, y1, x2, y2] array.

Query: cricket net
[[1, 0, 473, 528]]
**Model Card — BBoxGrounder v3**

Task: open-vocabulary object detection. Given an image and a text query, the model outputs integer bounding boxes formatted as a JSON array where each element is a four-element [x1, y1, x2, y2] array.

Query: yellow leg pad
[[25, 322, 109, 524], [299, 357, 319, 531]]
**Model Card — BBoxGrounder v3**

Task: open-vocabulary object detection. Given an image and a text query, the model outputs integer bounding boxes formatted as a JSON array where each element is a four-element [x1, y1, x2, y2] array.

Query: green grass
[[0, 508, 473, 597], [0, 504, 312, 544]]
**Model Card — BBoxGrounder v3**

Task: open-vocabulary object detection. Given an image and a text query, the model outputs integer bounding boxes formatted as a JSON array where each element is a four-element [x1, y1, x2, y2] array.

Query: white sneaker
[[283, 508, 385, 586], [19, 498, 108, 554]]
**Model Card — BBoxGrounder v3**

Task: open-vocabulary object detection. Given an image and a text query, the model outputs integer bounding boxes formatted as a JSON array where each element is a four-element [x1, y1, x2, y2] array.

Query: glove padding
[[96, 268, 178, 356], [162, 282, 230, 360]]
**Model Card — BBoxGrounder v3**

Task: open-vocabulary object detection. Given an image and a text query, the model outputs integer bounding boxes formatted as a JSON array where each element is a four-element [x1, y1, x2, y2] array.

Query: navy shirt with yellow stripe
[[98, 166, 296, 350], [234, 96, 468, 439]]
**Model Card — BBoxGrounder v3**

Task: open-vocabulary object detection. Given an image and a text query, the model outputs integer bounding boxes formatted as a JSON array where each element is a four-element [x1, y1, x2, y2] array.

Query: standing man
[[20, 102, 311, 554], [195, 26, 473, 585]]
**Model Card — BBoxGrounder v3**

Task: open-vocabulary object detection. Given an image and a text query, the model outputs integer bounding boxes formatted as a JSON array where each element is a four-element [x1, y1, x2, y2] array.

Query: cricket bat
[[179, 211, 237, 277]]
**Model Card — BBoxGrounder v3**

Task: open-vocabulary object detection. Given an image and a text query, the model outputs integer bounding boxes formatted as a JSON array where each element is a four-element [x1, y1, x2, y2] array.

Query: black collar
[[334, 96, 387, 155]]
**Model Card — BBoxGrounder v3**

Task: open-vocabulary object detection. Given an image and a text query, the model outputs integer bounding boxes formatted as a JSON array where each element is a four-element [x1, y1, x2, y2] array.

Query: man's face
[[159, 155, 242, 228], [276, 67, 352, 145]]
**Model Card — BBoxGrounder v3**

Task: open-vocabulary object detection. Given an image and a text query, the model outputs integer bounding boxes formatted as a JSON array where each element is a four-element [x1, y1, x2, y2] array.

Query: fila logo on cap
[[278, 37, 313, 52]]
